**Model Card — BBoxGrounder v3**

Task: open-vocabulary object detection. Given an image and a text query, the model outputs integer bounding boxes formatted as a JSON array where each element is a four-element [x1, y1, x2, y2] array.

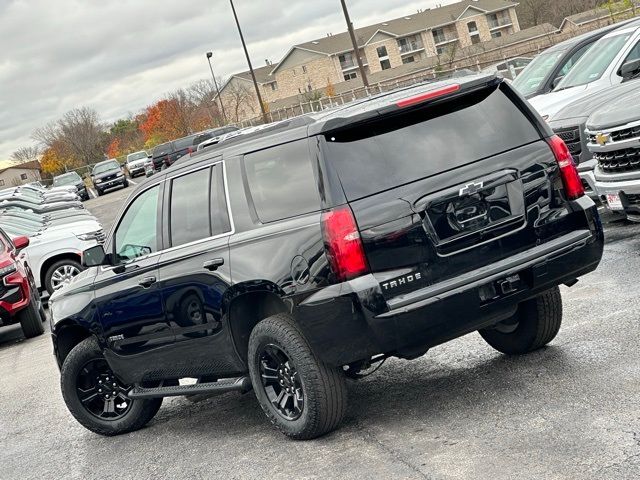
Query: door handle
[[138, 276, 156, 288], [203, 258, 224, 271]]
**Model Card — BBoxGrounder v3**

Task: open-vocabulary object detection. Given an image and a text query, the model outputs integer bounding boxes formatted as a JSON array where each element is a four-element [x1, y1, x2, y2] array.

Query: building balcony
[[399, 41, 425, 55], [341, 59, 368, 71], [433, 35, 459, 46], [488, 19, 513, 30]]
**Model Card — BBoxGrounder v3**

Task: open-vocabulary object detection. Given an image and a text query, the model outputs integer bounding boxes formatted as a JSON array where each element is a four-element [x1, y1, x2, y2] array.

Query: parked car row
[[512, 17, 640, 221]]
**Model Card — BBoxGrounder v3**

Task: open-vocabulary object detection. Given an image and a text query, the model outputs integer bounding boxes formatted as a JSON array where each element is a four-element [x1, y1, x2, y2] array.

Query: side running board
[[128, 377, 252, 399]]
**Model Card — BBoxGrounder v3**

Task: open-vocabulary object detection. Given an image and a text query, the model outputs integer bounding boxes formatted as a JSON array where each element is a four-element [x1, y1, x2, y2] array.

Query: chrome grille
[[594, 148, 640, 173], [589, 125, 640, 143], [554, 126, 582, 163]]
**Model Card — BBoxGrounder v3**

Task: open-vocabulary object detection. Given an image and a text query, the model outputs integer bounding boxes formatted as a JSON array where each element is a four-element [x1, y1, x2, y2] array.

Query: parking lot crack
[[352, 420, 435, 480]]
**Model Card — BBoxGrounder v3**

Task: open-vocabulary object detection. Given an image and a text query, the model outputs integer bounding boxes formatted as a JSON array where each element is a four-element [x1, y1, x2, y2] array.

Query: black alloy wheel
[[75, 358, 132, 420], [258, 344, 304, 421]]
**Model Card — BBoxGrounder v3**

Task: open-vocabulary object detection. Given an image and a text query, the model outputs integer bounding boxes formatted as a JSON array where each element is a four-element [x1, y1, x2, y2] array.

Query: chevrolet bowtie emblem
[[595, 132, 610, 146], [459, 181, 484, 197]]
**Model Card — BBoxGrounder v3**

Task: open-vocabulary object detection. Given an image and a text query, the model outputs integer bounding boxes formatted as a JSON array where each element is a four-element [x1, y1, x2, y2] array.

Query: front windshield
[[127, 152, 147, 162], [556, 32, 632, 89], [93, 161, 120, 175], [53, 173, 81, 186], [512, 49, 566, 96]]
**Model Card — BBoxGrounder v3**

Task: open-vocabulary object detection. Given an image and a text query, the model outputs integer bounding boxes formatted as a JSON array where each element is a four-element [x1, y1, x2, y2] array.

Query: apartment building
[[219, 0, 520, 122]]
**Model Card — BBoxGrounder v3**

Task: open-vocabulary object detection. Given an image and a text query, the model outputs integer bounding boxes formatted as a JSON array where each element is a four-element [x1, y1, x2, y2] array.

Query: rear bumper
[[295, 200, 603, 366]]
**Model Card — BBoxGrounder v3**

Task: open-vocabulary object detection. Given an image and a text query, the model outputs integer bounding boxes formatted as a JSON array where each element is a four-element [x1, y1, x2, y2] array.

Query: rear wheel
[[61, 337, 162, 436], [248, 313, 347, 440], [479, 287, 562, 355], [18, 301, 44, 338]]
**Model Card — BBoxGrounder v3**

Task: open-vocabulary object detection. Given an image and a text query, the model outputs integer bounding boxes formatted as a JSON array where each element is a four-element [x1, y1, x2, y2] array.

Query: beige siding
[[0, 168, 41, 187], [275, 55, 341, 98]]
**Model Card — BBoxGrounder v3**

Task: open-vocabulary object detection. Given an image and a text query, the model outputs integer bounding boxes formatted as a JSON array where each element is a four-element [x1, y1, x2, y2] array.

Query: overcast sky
[[0, 0, 456, 161]]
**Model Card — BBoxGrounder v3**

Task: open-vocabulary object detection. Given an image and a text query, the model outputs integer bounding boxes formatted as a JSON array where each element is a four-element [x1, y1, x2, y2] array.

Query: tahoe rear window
[[243, 140, 320, 223], [323, 86, 540, 200]]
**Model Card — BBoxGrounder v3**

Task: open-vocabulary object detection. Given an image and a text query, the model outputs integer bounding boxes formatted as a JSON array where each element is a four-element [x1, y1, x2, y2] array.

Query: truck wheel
[[479, 287, 562, 355], [18, 301, 44, 338], [248, 313, 347, 440], [45, 258, 83, 295], [61, 337, 162, 436]]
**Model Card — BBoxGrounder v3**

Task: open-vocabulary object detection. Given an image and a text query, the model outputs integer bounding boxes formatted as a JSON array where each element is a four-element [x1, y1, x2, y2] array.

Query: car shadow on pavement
[[84, 343, 573, 444]]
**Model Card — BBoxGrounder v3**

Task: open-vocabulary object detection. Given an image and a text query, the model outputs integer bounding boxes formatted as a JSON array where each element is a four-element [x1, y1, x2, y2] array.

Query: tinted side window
[[243, 140, 320, 223], [170, 169, 211, 247], [114, 186, 160, 262]]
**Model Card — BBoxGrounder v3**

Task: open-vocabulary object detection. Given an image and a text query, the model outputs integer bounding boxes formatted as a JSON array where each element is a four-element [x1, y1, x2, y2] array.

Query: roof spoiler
[[316, 75, 502, 134]]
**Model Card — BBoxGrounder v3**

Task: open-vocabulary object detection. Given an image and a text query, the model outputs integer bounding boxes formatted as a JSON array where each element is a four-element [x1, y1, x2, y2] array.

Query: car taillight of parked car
[[548, 135, 584, 201], [321, 206, 369, 282]]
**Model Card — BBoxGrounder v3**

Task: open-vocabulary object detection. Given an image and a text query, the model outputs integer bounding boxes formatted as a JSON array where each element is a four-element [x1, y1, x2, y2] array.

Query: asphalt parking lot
[[1, 189, 639, 479]]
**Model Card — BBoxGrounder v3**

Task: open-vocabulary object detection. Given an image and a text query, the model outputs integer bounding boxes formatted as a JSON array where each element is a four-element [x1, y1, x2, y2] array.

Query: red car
[[0, 229, 45, 338]]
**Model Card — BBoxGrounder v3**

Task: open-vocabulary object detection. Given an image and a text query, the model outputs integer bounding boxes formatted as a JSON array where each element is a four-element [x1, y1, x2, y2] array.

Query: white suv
[[530, 23, 640, 119]]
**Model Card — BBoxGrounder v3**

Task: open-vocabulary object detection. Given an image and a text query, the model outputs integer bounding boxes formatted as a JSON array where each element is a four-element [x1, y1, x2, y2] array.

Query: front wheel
[[248, 313, 347, 440], [44, 258, 83, 295], [479, 287, 562, 355], [18, 300, 44, 338], [61, 337, 162, 436]]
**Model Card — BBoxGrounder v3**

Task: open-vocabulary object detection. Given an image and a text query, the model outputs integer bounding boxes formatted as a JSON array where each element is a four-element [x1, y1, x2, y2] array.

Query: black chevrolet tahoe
[[49, 75, 603, 440]]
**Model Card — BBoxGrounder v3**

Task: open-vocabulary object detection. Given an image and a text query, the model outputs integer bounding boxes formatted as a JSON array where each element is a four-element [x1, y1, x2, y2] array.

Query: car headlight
[[116, 172, 124, 178], [94, 178, 102, 184]]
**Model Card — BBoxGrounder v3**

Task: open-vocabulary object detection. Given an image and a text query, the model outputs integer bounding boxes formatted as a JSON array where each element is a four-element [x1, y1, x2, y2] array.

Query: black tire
[[479, 287, 562, 355], [18, 301, 44, 338], [44, 258, 83, 295], [123, 180, 129, 188], [96, 188, 102, 197], [248, 313, 347, 440], [61, 337, 162, 436]]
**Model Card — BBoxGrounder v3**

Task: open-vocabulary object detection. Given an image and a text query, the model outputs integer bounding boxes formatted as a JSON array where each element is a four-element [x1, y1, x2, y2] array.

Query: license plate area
[[420, 170, 526, 256], [606, 193, 624, 211]]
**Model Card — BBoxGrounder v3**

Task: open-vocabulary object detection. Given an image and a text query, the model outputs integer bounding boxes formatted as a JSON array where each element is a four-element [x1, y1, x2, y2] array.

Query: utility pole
[[206, 52, 228, 125], [340, 0, 369, 88], [229, 0, 269, 124]]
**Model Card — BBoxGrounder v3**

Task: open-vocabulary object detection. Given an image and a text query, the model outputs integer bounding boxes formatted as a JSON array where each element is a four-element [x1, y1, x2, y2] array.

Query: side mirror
[[13, 235, 29, 251], [82, 245, 108, 267], [620, 59, 640, 80]]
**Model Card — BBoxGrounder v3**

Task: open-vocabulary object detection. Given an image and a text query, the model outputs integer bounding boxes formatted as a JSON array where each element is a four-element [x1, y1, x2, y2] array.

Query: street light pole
[[340, 0, 369, 88], [229, 0, 269, 124], [206, 52, 228, 126]]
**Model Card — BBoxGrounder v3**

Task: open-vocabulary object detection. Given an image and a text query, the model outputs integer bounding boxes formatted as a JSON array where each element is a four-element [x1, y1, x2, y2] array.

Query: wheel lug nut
[[98, 380, 102, 384], [98, 389, 102, 392]]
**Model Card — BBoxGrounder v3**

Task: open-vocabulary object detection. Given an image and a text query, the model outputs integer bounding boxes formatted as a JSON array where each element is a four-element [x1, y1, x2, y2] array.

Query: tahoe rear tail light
[[548, 135, 584, 200], [321, 206, 369, 282]]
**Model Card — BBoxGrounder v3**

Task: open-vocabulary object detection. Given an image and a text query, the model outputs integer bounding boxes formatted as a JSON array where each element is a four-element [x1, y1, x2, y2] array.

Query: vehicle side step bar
[[128, 377, 252, 399]]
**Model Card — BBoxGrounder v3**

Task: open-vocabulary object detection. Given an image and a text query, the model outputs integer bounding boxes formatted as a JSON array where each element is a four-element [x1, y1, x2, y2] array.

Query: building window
[[380, 59, 391, 70], [491, 31, 502, 38], [432, 28, 445, 44], [436, 46, 444, 55], [302, 65, 307, 73], [344, 71, 357, 81], [307, 84, 312, 92], [270, 82, 278, 91], [402, 56, 415, 64], [468, 21, 478, 34], [0, 180, 4, 187], [377, 46, 388, 58], [472, 35, 481, 44], [398, 35, 423, 54], [339, 52, 355, 70], [20, 173, 27, 180]]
